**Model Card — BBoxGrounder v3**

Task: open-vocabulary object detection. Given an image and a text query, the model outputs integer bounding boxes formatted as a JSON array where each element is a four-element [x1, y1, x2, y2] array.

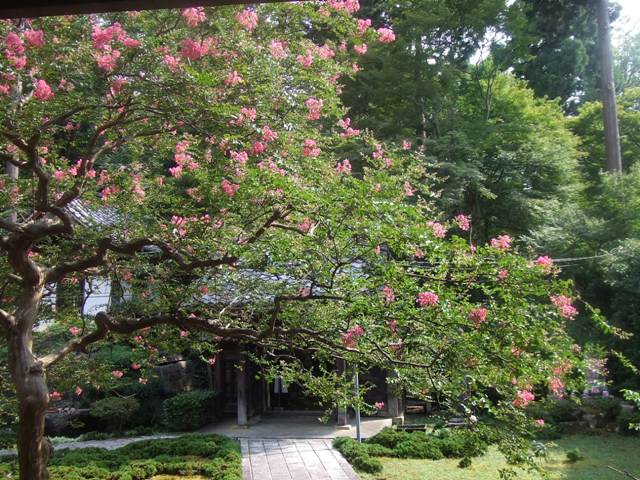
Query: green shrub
[[617, 410, 640, 435], [162, 390, 217, 431], [566, 448, 584, 463], [458, 457, 472, 468], [365, 443, 395, 457], [394, 436, 444, 460], [583, 397, 622, 421], [90, 396, 140, 433], [438, 430, 488, 458], [366, 427, 409, 448], [534, 423, 562, 440], [333, 437, 383, 473], [544, 398, 582, 423], [0, 431, 16, 449]]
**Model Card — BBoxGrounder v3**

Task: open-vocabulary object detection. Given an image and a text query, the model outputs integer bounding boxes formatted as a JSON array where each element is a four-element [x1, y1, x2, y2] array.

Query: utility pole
[[597, 0, 622, 173]]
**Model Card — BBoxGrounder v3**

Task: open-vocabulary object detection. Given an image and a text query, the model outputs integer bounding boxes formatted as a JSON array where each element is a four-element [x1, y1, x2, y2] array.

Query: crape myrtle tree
[[0, 3, 592, 479]]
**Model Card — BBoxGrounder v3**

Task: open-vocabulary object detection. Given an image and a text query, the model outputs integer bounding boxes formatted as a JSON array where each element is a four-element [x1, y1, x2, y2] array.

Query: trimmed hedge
[[90, 396, 140, 433], [162, 389, 218, 431], [0, 434, 241, 480], [333, 437, 383, 473]]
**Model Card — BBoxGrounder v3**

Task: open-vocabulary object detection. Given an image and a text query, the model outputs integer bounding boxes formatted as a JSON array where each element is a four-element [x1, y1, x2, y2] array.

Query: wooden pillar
[[386, 372, 404, 426], [336, 358, 350, 429], [237, 350, 248, 427]]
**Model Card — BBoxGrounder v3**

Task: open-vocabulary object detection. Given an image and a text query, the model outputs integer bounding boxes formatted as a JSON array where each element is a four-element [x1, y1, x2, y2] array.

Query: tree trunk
[[8, 282, 52, 480], [596, 0, 623, 172]]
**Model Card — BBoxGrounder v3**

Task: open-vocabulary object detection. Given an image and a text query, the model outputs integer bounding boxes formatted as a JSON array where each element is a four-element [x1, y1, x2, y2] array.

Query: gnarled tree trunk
[[8, 280, 52, 480]]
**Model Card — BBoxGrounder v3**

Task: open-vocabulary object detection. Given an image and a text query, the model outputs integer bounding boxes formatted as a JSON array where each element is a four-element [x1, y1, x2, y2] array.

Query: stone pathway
[[241, 438, 359, 480]]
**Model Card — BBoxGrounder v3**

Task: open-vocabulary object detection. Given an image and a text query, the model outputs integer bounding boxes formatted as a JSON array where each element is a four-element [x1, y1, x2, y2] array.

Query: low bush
[[162, 390, 218, 431], [365, 443, 395, 457], [365, 427, 409, 449], [458, 456, 472, 468], [394, 436, 444, 460], [333, 437, 383, 473], [583, 397, 622, 421], [90, 396, 140, 433], [617, 410, 640, 435], [566, 448, 584, 463], [528, 398, 582, 423], [0, 434, 242, 480]]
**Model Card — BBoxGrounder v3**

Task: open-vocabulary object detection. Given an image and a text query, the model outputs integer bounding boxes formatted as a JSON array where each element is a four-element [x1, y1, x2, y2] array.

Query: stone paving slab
[[241, 438, 358, 480]]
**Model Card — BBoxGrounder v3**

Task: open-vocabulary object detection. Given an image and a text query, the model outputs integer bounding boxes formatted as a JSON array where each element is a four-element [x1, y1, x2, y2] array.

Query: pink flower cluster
[[262, 125, 278, 143], [354, 44, 367, 55], [534, 255, 554, 272], [297, 49, 314, 68], [403, 181, 415, 197], [236, 9, 259, 32], [335, 159, 352, 175], [490, 234, 512, 251], [550, 295, 578, 319], [341, 324, 364, 349], [305, 97, 323, 120], [33, 79, 54, 101], [427, 221, 446, 238], [303, 139, 321, 158], [269, 40, 287, 59], [513, 389, 534, 408], [221, 178, 240, 197], [455, 214, 470, 231], [468, 307, 488, 326], [257, 159, 285, 175], [417, 291, 439, 307], [182, 7, 206, 27], [377, 27, 396, 43], [373, 402, 385, 410], [327, 0, 360, 14], [5, 32, 26, 69], [338, 118, 360, 138], [383, 286, 395, 305], [24, 30, 45, 48], [225, 70, 243, 86], [357, 19, 372, 34]]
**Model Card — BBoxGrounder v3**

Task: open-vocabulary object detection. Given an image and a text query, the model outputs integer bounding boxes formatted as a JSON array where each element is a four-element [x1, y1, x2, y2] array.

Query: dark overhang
[[0, 0, 289, 20]]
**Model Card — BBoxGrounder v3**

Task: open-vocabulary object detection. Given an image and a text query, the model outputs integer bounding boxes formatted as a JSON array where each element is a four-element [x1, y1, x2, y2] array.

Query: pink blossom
[[387, 319, 398, 333], [269, 40, 287, 59], [374, 245, 382, 255], [403, 181, 415, 197], [498, 269, 509, 280], [0, 84, 9, 95], [121, 36, 140, 48], [341, 324, 364, 349], [327, 0, 360, 14], [299, 286, 311, 297], [240, 107, 257, 121], [49, 391, 62, 401], [455, 214, 471, 231], [75, 386, 83, 397], [402, 140, 412, 150], [383, 286, 395, 305], [377, 27, 396, 43], [69, 326, 81, 336], [427, 221, 446, 238], [236, 9, 259, 32], [53, 170, 65, 181], [513, 389, 534, 408], [208, 356, 217, 366], [163, 54, 181, 72], [221, 178, 240, 196], [180, 330, 190, 337], [550, 295, 578, 319], [24, 30, 45, 48], [468, 307, 488, 326], [303, 139, 321, 157], [168, 165, 183, 178], [181, 38, 207, 60], [335, 159, 352, 175], [33, 79, 54, 101], [101, 185, 120, 201], [374, 401, 385, 410], [230, 150, 249, 165], [298, 217, 313, 233], [316, 44, 335, 59], [418, 291, 439, 307], [262, 125, 278, 142], [490, 234, 512, 251], [139, 377, 148, 384], [182, 7, 206, 27], [96, 49, 121, 72], [357, 18, 372, 34], [354, 44, 367, 55], [5, 32, 25, 55], [131, 363, 141, 370], [535, 419, 545, 426], [534, 255, 554, 270], [296, 50, 314, 68], [252, 141, 266, 155], [549, 376, 565, 396], [305, 97, 323, 120], [112, 370, 125, 379], [225, 70, 243, 86]]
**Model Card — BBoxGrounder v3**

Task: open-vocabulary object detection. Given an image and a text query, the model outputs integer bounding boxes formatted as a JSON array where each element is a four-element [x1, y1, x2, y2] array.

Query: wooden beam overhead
[[0, 0, 290, 20]]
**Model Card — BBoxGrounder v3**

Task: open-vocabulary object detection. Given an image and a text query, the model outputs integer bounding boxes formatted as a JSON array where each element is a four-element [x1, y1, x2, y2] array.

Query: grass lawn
[[360, 434, 640, 480]]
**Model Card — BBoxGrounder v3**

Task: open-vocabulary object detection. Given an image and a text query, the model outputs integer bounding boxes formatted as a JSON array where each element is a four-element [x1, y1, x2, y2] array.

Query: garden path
[[240, 438, 359, 480]]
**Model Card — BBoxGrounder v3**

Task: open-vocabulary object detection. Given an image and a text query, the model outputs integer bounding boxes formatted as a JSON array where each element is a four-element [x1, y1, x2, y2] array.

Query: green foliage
[[458, 456, 472, 468], [583, 397, 622, 421], [90, 397, 140, 433], [0, 434, 241, 479], [566, 448, 584, 463], [527, 398, 582, 424], [162, 390, 217, 432], [333, 437, 383, 473]]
